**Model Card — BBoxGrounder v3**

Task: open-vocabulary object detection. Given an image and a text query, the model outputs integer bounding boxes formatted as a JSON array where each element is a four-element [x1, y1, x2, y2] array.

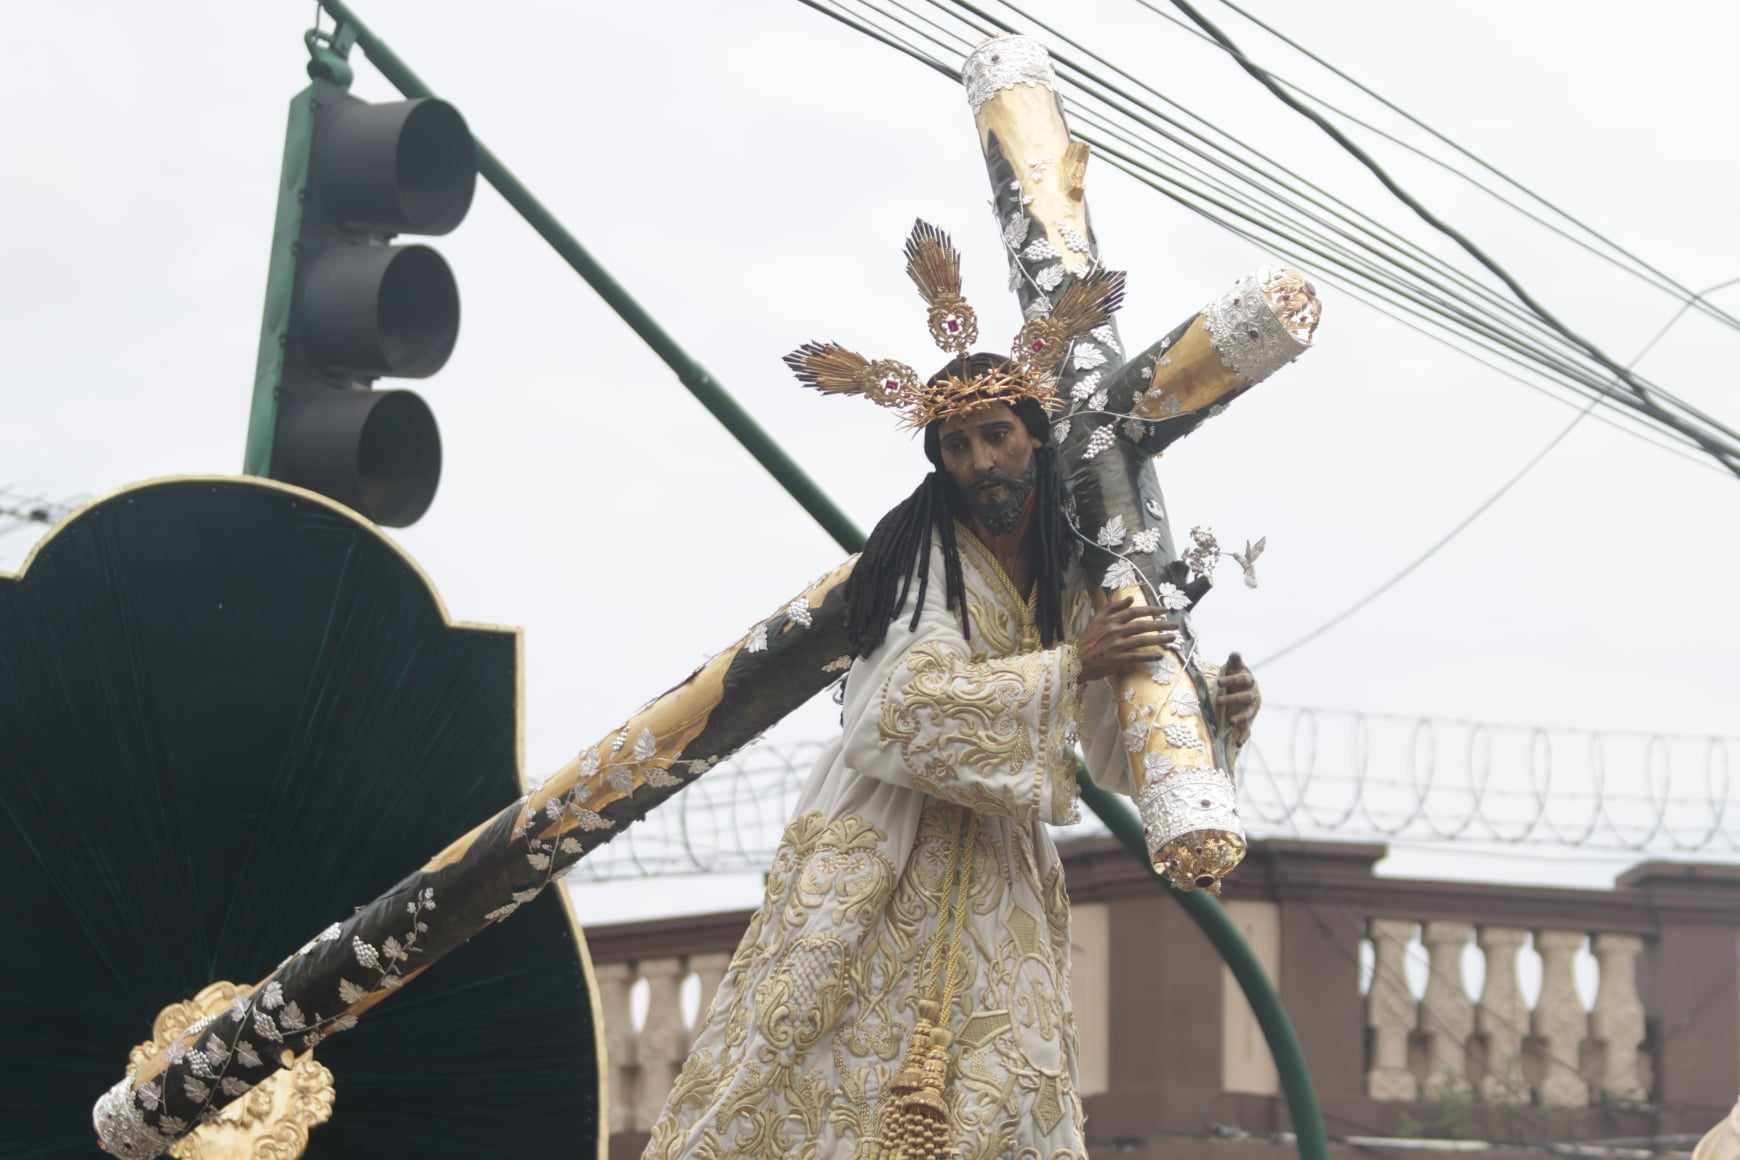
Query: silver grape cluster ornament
[[1183, 525, 1266, 589]]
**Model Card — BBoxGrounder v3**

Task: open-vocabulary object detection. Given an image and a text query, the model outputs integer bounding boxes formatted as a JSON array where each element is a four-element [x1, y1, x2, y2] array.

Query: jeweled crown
[[784, 219, 1125, 430]]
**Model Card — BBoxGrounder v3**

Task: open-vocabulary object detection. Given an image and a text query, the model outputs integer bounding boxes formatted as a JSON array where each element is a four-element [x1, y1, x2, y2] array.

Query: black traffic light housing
[[244, 69, 476, 528]]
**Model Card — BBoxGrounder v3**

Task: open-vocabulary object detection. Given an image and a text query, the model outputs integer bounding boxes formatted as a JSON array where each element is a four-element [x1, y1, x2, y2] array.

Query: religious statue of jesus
[[642, 222, 1260, 1159]]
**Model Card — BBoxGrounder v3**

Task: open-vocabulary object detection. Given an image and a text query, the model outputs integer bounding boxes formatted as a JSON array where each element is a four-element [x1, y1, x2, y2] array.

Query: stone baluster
[[1367, 919, 1419, 1100], [636, 958, 690, 1128], [1475, 927, 1530, 1104], [689, 952, 732, 1047], [1531, 930, 1590, 1107], [1590, 934, 1648, 1100], [1419, 922, 1475, 1096], [595, 961, 639, 1134]]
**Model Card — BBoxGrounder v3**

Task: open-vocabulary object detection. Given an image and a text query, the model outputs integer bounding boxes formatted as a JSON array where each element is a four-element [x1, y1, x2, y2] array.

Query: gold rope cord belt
[[874, 805, 980, 1160]]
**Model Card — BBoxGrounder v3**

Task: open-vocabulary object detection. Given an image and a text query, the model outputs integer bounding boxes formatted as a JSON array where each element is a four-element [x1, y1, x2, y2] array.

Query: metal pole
[[312, 7, 1328, 1156], [1080, 772, 1329, 1160]]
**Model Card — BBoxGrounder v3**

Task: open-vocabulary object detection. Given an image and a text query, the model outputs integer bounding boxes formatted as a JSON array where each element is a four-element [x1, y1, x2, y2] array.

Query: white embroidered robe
[[643, 529, 1131, 1160]]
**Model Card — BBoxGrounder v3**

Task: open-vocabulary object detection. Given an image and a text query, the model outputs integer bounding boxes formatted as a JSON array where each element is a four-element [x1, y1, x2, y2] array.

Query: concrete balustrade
[[580, 843, 1740, 1158], [1360, 920, 1652, 1108]]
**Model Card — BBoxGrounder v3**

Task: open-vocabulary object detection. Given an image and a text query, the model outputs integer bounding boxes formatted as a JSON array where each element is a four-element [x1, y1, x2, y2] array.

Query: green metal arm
[[312, 5, 1326, 1155]]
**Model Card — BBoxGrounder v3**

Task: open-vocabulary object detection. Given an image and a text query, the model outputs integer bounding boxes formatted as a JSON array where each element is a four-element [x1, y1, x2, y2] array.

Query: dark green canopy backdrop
[[0, 477, 602, 1158]]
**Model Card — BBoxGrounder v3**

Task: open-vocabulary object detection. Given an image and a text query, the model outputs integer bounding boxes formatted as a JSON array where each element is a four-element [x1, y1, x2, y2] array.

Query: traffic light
[[244, 67, 476, 527]]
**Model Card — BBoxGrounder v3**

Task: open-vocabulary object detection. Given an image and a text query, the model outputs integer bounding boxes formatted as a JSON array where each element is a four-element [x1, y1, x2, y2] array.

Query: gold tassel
[[875, 1001, 956, 1160], [874, 809, 978, 1160]]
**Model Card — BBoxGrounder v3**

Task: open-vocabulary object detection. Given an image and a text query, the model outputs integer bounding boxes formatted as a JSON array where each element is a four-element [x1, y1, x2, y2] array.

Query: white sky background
[[2, 1, 1737, 922]]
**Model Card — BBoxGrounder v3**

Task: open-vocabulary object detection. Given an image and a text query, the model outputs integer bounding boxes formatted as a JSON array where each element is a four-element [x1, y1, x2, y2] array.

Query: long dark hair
[[844, 353, 1074, 658]]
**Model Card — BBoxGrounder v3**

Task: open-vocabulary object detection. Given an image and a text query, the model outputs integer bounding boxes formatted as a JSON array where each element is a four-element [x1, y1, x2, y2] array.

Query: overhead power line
[[1151, 0, 1740, 475], [797, 0, 1740, 476], [1196, 0, 1740, 337], [949, 0, 1740, 468], [1085, 0, 1740, 349], [1085, 150, 1721, 471], [1256, 276, 1740, 667]]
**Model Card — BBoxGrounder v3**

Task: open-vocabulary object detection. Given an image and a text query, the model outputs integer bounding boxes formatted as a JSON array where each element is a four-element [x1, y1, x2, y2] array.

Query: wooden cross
[[962, 36, 1321, 890]]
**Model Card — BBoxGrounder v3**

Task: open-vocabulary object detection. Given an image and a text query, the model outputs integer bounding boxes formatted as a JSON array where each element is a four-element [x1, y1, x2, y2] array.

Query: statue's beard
[[963, 459, 1038, 535]]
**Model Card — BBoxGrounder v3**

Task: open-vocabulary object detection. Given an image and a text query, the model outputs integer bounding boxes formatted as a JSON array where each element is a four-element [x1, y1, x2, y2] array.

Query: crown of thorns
[[783, 219, 1126, 430]]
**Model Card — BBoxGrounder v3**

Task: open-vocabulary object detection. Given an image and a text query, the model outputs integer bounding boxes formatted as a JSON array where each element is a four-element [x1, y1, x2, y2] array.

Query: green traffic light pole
[[310, 5, 1328, 1156], [311, 1, 863, 555]]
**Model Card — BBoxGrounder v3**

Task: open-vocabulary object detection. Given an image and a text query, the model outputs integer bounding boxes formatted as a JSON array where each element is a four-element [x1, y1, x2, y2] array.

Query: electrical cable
[[1146, 0, 1740, 474], [796, 1, 1738, 678], [794, 0, 962, 80], [844, 0, 1738, 468], [1060, 105, 1661, 415], [1122, 0, 1740, 335], [1255, 277, 1740, 668], [1066, 128, 1720, 464], [904, 0, 1691, 452], [951, 0, 1625, 388], [1197, 0, 1740, 337], [934, 0, 1740, 470]]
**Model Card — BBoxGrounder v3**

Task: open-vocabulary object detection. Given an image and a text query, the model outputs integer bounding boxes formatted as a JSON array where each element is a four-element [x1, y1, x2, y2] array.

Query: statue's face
[[936, 402, 1042, 535]]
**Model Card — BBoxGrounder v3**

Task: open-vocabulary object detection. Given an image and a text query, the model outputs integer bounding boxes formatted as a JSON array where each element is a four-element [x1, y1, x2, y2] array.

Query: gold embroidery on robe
[[880, 643, 1040, 799], [643, 533, 1102, 1160]]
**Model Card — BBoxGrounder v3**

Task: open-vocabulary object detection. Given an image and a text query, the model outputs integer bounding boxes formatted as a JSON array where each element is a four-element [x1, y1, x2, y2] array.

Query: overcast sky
[[3, 1, 1735, 912]]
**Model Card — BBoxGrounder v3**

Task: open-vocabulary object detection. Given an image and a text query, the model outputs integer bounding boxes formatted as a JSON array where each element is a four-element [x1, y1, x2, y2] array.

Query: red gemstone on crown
[[946, 318, 961, 333], [1030, 339, 1047, 351]]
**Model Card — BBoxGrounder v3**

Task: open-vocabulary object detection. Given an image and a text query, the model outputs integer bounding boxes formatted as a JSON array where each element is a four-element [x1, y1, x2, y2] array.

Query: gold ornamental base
[[1156, 828, 1248, 894], [127, 982, 333, 1160]]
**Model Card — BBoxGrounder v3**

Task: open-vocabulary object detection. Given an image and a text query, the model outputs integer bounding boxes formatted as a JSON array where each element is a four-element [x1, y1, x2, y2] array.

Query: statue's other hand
[[1215, 651, 1261, 749]]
